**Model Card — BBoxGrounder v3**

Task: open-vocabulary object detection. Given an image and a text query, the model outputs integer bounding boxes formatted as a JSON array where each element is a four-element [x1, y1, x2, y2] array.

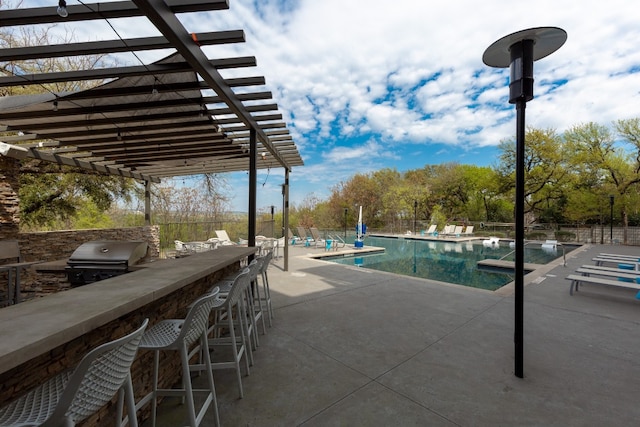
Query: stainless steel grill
[[65, 241, 148, 286]]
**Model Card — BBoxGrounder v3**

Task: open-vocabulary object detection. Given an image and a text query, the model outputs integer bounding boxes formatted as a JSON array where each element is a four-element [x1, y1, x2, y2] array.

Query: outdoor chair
[[425, 224, 437, 236], [439, 225, 453, 236], [288, 228, 301, 245], [135, 292, 221, 427], [213, 259, 265, 353], [257, 251, 274, 326], [174, 240, 190, 257], [0, 318, 148, 427], [296, 227, 313, 246], [309, 227, 327, 248], [204, 269, 252, 399], [214, 230, 236, 245]]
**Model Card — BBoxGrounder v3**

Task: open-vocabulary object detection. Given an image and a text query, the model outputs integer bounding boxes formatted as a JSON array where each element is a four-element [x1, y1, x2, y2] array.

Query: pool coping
[[295, 235, 587, 297]]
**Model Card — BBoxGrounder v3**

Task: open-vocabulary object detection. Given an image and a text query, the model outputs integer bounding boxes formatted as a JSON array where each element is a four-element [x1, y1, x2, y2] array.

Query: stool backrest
[[226, 268, 250, 305], [258, 251, 272, 274], [180, 292, 220, 348], [45, 318, 149, 425], [248, 258, 262, 281]]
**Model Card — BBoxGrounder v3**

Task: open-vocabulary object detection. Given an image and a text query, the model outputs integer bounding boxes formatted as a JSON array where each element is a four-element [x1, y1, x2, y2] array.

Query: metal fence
[[158, 219, 282, 254], [158, 220, 640, 255], [372, 220, 640, 246]]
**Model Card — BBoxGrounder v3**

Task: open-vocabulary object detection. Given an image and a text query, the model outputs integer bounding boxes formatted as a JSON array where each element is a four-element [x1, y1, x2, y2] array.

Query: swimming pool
[[324, 236, 573, 291]]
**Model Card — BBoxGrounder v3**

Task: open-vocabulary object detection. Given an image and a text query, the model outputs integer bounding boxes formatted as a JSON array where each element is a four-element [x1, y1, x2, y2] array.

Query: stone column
[[0, 156, 20, 239]]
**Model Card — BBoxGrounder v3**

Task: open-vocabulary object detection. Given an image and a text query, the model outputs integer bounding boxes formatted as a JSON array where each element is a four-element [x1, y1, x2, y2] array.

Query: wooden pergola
[[0, 0, 303, 268]]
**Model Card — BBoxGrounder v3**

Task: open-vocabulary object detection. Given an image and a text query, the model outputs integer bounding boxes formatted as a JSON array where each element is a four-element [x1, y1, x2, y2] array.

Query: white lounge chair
[[439, 225, 453, 236], [425, 224, 437, 236], [215, 230, 237, 245]]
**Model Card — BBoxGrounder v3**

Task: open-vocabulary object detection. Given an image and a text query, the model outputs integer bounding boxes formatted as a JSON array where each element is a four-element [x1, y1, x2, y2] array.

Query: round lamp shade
[[483, 27, 567, 68]]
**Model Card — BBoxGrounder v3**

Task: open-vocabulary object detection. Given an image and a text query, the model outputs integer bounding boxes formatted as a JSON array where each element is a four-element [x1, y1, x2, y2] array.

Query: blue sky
[[22, 0, 640, 212]]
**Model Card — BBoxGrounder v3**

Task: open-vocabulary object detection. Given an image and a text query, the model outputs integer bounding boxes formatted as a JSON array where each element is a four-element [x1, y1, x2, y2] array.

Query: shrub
[[554, 230, 576, 242]]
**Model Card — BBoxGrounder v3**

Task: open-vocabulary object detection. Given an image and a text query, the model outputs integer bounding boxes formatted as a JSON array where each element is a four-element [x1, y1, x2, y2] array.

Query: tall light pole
[[483, 27, 566, 379], [270, 205, 275, 238], [344, 208, 348, 240], [609, 195, 614, 243]]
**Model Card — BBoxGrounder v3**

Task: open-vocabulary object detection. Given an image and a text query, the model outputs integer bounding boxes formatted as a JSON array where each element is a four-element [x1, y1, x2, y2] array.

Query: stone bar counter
[[0, 246, 257, 427]]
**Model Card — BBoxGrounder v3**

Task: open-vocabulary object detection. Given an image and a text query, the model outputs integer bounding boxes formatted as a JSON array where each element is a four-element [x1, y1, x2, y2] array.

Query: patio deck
[[147, 242, 640, 426]]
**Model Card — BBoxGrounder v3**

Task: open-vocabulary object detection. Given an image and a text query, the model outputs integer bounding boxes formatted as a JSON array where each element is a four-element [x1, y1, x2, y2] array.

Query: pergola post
[[283, 169, 290, 271], [248, 128, 257, 253], [144, 180, 151, 226]]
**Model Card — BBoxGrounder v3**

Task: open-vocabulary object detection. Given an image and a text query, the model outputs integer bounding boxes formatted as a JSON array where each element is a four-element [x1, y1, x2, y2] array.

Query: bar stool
[[216, 259, 266, 351], [0, 319, 148, 427], [134, 291, 220, 427], [257, 250, 274, 326], [247, 258, 267, 338], [206, 269, 252, 398]]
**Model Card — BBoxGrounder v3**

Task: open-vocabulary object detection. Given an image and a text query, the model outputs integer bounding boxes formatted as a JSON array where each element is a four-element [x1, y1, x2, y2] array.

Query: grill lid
[[67, 241, 148, 266]]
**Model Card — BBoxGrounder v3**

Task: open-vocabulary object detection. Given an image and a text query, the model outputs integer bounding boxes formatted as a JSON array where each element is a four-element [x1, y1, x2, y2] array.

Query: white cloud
[[21, 0, 640, 208]]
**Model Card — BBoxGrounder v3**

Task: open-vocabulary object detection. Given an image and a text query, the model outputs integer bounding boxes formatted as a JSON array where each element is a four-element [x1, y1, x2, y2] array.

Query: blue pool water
[[324, 236, 572, 291]]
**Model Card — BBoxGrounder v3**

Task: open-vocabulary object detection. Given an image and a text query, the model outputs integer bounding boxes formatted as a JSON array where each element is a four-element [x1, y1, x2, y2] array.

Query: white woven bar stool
[[0, 319, 148, 427], [247, 257, 267, 339], [206, 269, 252, 398], [257, 250, 274, 326], [135, 291, 220, 427], [215, 258, 265, 352]]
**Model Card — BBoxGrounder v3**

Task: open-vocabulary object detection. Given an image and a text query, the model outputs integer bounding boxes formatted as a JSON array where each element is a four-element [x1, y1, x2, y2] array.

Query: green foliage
[[526, 232, 548, 240], [19, 161, 136, 229], [73, 199, 115, 229], [554, 230, 576, 242]]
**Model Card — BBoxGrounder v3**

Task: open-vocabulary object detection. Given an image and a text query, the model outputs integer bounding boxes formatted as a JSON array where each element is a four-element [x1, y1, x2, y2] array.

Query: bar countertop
[[0, 246, 256, 375]]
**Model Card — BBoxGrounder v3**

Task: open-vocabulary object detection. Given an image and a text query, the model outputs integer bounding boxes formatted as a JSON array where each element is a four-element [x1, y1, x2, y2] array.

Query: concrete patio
[[148, 242, 640, 426]]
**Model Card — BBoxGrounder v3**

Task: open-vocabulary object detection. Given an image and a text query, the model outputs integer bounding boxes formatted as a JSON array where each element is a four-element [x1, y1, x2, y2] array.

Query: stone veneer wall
[[0, 260, 239, 427], [0, 156, 20, 240], [13, 226, 160, 300]]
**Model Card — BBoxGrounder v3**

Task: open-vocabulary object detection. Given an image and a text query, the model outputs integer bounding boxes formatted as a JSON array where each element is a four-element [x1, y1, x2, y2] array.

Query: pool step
[[477, 259, 544, 272]]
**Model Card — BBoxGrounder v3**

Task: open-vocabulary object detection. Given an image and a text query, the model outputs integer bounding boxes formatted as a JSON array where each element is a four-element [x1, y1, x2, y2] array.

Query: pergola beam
[[0, 57, 256, 87], [132, 0, 290, 170], [0, 31, 245, 61], [0, 0, 230, 26]]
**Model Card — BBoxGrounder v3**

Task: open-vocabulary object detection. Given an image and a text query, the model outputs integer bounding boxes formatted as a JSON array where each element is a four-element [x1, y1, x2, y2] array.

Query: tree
[[1, 9, 140, 229], [497, 127, 568, 224], [564, 121, 640, 242], [18, 163, 135, 229]]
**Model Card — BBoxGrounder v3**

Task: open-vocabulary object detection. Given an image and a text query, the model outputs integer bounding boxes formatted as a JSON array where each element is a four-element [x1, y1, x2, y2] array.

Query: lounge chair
[[452, 225, 463, 236], [592, 256, 640, 270], [309, 227, 326, 248], [425, 224, 437, 236], [462, 226, 474, 236], [287, 228, 301, 245], [566, 273, 640, 298], [215, 230, 237, 245], [440, 225, 453, 236], [296, 226, 314, 246]]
